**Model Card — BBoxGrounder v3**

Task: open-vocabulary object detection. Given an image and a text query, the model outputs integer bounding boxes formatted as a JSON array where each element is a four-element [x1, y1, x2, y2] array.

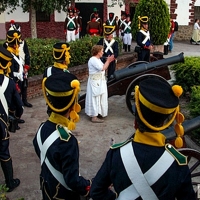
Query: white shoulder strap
[[139, 30, 150, 44], [117, 142, 174, 200], [0, 76, 9, 116], [47, 67, 52, 77], [36, 124, 72, 190]]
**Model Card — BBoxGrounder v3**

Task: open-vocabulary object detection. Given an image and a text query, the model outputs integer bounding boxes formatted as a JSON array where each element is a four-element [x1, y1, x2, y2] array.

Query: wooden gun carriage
[[79, 53, 200, 196]]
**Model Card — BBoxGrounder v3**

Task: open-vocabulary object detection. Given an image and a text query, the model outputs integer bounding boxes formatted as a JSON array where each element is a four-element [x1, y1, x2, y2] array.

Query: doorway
[[75, 3, 104, 37]]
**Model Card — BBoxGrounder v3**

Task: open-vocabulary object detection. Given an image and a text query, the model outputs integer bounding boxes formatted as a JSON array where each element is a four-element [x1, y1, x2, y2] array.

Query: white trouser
[[75, 26, 80, 39], [66, 30, 75, 42], [123, 33, 132, 45]]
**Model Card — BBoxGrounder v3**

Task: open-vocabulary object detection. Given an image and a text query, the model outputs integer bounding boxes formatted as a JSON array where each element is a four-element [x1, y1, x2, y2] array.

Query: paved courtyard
[[3, 40, 200, 200]]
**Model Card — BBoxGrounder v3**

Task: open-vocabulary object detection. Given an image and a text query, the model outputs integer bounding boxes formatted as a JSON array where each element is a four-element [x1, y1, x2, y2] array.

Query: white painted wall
[[0, 0, 193, 25], [5, 6, 29, 22], [195, 0, 200, 6], [176, 0, 190, 25]]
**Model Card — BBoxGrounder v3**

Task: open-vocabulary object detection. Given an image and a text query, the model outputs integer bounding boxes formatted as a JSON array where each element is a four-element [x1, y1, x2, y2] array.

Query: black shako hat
[[136, 77, 179, 127], [6, 30, 21, 46], [53, 42, 70, 61], [42, 72, 81, 130], [134, 75, 185, 148], [0, 46, 13, 70], [103, 25, 115, 35]]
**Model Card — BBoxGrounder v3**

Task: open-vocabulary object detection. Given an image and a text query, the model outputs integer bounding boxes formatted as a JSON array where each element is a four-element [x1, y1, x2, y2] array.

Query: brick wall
[[27, 53, 138, 99], [174, 25, 193, 41]]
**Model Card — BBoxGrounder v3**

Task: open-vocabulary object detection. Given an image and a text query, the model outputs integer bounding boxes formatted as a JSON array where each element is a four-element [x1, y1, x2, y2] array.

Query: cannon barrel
[[113, 52, 184, 81], [163, 116, 200, 140]]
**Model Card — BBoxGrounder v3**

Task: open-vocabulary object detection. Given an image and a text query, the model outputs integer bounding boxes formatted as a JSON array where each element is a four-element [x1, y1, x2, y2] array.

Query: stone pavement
[[4, 41, 200, 200]]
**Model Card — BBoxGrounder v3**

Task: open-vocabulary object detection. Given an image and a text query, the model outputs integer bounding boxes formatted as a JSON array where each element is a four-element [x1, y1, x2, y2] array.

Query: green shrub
[[171, 56, 200, 93], [0, 184, 8, 200], [132, 0, 170, 45], [1, 36, 122, 77], [188, 86, 200, 144], [188, 86, 200, 117]]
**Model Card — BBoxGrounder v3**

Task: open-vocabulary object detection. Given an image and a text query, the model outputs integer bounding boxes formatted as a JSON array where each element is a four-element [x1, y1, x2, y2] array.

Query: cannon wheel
[[179, 148, 200, 195], [125, 74, 167, 115], [150, 55, 159, 62], [126, 61, 149, 68]]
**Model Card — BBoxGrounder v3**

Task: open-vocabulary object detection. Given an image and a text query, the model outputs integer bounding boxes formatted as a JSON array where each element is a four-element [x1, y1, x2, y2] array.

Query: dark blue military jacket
[[97, 38, 119, 61], [33, 120, 90, 200], [90, 140, 196, 200]]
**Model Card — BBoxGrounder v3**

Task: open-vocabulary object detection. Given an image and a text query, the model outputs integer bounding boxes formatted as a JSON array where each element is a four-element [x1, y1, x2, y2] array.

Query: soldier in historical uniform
[[86, 15, 101, 36], [64, 7, 78, 42], [43, 42, 71, 116], [0, 46, 23, 192], [117, 11, 126, 40], [136, 16, 153, 61], [97, 25, 118, 81], [121, 13, 132, 52], [7, 21, 32, 107], [43, 42, 71, 78], [74, 8, 82, 39], [105, 12, 118, 37], [90, 75, 196, 200], [33, 72, 91, 200], [5, 29, 25, 126], [90, 8, 103, 35]]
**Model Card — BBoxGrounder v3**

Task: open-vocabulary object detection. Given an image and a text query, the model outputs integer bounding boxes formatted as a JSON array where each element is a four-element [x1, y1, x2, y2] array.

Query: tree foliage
[[132, 0, 170, 45], [0, 0, 73, 14]]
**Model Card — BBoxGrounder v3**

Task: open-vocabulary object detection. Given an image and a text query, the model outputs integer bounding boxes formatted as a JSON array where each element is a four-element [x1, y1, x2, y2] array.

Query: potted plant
[[132, 0, 170, 53]]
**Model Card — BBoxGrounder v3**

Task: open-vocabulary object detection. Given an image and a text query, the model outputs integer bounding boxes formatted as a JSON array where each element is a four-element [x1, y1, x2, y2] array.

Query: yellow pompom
[[174, 124, 184, 137], [13, 32, 18, 37], [61, 44, 67, 49], [71, 80, 80, 88], [70, 110, 78, 120], [175, 136, 183, 148], [74, 103, 81, 113], [68, 121, 76, 130], [176, 112, 184, 124], [74, 115, 80, 123], [172, 85, 183, 97]]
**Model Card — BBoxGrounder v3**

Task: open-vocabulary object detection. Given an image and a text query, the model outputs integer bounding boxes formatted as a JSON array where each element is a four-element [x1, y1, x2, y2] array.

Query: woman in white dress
[[190, 19, 200, 45], [85, 45, 115, 123]]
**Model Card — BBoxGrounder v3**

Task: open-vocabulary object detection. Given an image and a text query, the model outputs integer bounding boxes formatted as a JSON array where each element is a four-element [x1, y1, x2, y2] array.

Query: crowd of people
[[64, 7, 133, 54], [0, 9, 196, 200]]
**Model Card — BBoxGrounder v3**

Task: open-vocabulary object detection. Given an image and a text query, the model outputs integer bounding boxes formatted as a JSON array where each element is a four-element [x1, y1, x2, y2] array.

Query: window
[[194, 6, 200, 23], [36, 10, 50, 22]]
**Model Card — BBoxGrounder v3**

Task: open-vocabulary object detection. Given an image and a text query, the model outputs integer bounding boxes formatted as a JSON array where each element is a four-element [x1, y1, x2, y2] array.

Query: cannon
[[78, 52, 184, 110]]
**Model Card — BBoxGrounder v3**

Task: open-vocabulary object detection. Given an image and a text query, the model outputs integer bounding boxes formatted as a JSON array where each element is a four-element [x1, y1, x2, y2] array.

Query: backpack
[[174, 21, 178, 32]]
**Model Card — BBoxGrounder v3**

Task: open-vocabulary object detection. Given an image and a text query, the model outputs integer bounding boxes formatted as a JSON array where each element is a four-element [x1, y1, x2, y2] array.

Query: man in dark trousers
[[136, 16, 153, 62], [105, 12, 118, 38], [7, 21, 32, 107], [5, 29, 25, 126], [43, 42, 71, 78], [33, 72, 91, 200], [0, 46, 24, 192], [90, 75, 195, 200], [97, 25, 118, 81]]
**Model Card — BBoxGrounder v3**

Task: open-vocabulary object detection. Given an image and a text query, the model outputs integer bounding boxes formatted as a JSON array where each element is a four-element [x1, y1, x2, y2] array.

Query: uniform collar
[[7, 46, 19, 56], [49, 112, 69, 128], [133, 129, 166, 147], [54, 62, 68, 70]]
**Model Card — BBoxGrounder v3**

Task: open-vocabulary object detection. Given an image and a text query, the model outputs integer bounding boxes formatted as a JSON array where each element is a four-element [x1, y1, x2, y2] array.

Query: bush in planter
[[171, 56, 200, 93], [26, 36, 122, 77], [188, 86, 200, 144], [132, 0, 170, 45]]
